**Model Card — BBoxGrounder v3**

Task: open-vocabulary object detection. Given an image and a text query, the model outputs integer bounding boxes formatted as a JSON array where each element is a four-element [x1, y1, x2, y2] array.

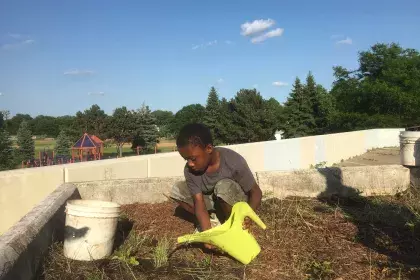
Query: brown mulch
[[121, 201, 195, 240], [41, 193, 420, 280]]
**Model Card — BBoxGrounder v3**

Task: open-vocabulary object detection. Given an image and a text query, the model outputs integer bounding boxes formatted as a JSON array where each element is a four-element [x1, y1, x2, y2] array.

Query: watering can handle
[[245, 207, 267, 230]]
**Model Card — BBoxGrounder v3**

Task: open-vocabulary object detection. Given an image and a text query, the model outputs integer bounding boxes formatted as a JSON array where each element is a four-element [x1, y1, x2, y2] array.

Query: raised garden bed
[[39, 189, 420, 280]]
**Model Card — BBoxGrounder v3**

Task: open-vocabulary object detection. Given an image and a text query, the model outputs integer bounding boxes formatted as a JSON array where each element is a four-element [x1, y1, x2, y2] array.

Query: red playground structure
[[71, 133, 104, 161]]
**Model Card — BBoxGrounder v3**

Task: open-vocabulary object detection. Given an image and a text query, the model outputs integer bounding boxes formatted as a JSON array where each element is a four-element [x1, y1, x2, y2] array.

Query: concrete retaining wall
[[0, 184, 79, 280], [0, 128, 403, 234], [257, 165, 409, 199], [0, 166, 64, 234], [74, 164, 410, 205]]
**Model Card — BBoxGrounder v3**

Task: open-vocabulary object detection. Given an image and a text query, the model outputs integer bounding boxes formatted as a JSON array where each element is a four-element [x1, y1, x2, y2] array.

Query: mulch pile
[[40, 195, 420, 280], [121, 201, 195, 240]]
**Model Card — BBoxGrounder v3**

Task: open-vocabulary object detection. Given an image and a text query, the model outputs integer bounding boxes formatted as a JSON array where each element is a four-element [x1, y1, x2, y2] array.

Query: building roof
[[72, 133, 101, 149], [90, 135, 103, 144]]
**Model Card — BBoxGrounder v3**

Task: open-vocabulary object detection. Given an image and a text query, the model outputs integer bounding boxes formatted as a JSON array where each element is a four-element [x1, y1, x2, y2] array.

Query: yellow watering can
[[177, 202, 267, 265]]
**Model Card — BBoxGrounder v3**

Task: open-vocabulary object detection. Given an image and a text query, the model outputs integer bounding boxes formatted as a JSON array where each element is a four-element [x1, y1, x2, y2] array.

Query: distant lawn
[[13, 137, 177, 159]]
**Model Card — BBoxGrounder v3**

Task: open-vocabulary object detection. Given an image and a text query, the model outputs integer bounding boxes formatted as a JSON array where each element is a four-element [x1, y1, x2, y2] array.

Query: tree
[[107, 107, 136, 157], [304, 72, 319, 133], [266, 97, 285, 132], [55, 130, 72, 156], [6, 114, 33, 135], [0, 110, 10, 130], [217, 98, 237, 145], [56, 115, 79, 142], [134, 103, 159, 152], [171, 104, 205, 135], [315, 85, 336, 134], [16, 120, 35, 162], [151, 110, 174, 138], [203, 87, 223, 144], [0, 129, 14, 170], [0, 112, 3, 129], [74, 104, 108, 139], [302, 72, 336, 134], [331, 42, 420, 127], [282, 78, 316, 138], [31, 115, 59, 137], [227, 89, 278, 143]]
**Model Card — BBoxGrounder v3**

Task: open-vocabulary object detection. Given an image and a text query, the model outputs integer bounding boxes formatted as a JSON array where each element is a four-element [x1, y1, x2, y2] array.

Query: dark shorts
[[169, 179, 248, 210]]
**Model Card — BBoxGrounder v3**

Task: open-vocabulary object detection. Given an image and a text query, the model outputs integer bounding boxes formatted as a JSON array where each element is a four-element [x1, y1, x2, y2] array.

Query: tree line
[[0, 42, 419, 170]]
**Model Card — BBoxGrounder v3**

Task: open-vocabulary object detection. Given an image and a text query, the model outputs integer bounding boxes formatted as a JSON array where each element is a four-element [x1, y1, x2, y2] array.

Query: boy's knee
[[214, 179, 247, 206], [170, 181, 193, 205]]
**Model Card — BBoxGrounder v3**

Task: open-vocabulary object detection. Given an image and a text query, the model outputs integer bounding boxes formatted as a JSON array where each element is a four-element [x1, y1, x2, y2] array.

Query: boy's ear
[[204, 144, 213, 154]]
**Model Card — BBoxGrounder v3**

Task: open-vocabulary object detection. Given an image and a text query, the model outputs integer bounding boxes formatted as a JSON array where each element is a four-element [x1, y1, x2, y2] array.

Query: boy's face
[[178, 144, 213, 173]]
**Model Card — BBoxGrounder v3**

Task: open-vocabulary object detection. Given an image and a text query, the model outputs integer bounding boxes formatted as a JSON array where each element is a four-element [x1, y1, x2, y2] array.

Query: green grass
[[27, 138, 176, 159]]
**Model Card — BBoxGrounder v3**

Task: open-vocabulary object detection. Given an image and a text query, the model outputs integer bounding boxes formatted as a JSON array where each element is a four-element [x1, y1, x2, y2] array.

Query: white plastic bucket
[[400, 131, 420, 166], [63, 199, 121, 261]]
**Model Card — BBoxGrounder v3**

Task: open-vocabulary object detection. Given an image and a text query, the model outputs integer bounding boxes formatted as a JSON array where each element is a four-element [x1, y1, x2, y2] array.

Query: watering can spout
[[177, 202, 267, 265]]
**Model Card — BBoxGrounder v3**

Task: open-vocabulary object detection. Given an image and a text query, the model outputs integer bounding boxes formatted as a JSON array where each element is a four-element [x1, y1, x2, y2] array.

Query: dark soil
[[40, 189, 420, 280]]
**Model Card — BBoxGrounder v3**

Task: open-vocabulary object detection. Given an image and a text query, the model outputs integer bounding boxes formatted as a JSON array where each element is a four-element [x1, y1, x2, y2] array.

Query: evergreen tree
[[229, 89, 277, 143], [217, 98, 237, 145], [0, 112, 4, 129], [16, 120, 35, 162], [0, 129, 14, 170], [203, 87, 222, 145], [55, 130, 72, 156], [135, 103, 159, 152], [303, 72, 336, 134], [283, 78, 315, 138], [304, 72, 319, 133], [315, 85, 336, 134]]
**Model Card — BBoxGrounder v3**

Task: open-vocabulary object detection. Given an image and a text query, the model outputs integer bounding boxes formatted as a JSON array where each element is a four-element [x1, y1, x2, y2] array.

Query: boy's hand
[[204, 243, 216, 250], [243, 217, 252, 230]]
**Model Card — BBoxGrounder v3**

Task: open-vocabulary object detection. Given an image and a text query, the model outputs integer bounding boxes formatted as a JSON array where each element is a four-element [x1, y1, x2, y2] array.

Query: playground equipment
[[177, 202, 267, 265], [71, 133, 104, 162]]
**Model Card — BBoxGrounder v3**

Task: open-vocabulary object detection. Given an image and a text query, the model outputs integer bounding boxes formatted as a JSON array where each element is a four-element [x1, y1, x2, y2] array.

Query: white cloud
[[251, 28, 284, 43], [88, 92, 105, 96], [1, 39, 34, 50], [272, 81, 288, 87], [336, 37, 352, 45], [330, 34, 343, 39], [241, 19, 275, 36], [217, 78, 224, 84], [225, 40, 233, 45], [207, 40, 217, 46], [8, 33, 24, 39], [0, 92, 3, 96], [192, 40, 218, 50], [64, 69, 95, 76], [252, 84, 259, 89]]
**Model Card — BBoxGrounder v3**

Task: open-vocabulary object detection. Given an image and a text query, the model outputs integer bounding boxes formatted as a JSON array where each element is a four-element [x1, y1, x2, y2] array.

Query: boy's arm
[[247, 183, 263, 211], [192, 193, 212, 231], [232, 151, 263, 211]]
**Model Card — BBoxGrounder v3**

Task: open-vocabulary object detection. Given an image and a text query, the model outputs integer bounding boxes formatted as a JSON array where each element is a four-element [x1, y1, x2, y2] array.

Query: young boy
[[169, 123, 263, 248]]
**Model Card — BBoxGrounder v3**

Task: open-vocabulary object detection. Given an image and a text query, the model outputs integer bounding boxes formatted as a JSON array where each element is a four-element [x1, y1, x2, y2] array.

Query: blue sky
[[0, 0, 419, 117]]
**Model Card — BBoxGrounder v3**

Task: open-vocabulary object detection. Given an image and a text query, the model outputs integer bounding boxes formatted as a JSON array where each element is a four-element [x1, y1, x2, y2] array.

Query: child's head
[[176, 123, 214, 173]]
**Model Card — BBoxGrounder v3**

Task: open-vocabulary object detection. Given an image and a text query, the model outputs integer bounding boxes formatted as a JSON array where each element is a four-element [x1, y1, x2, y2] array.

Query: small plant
[[112, 246, 140, 266], [85, 270, 103, 280], [306, 260, 334, 280], [200, 255, 212, 267], [153, 237, 170, 268], [314, 161, 327, 169], [262, 190, 274, 199], [112, 232, 146, 266]]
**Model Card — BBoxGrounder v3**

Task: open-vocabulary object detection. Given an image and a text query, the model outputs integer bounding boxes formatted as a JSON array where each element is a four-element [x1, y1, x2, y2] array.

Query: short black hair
[[176, 123, 213, 148]]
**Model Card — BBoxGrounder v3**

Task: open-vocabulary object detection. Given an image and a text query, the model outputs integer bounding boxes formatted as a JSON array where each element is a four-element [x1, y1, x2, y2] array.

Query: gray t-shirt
[[184, 147, 256, 196]]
